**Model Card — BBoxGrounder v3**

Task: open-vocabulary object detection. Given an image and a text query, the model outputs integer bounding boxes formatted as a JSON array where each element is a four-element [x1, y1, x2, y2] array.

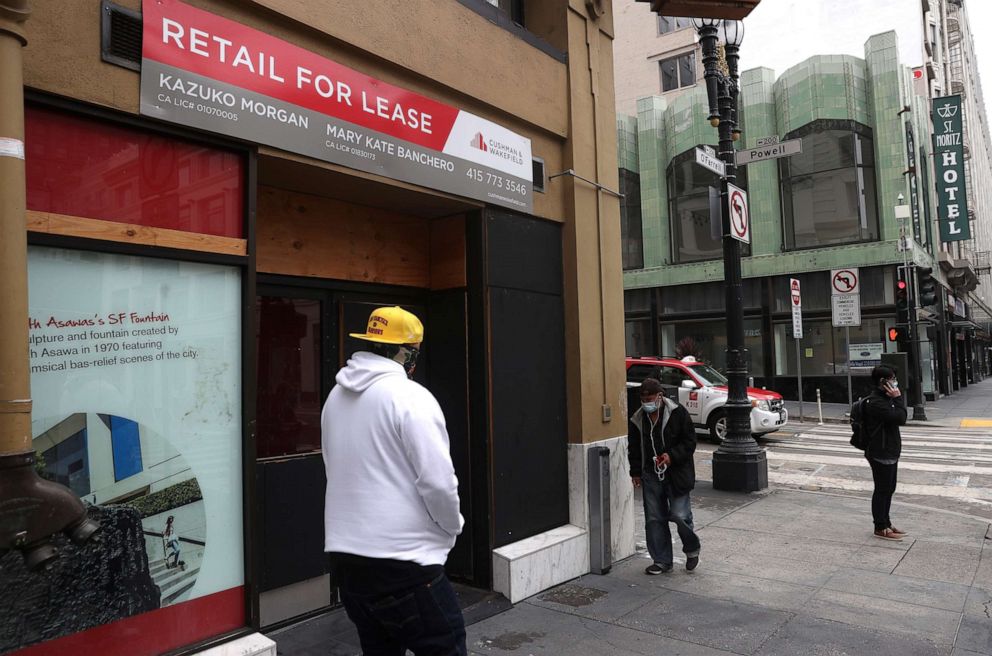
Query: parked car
[[625, 355, 787, 442]]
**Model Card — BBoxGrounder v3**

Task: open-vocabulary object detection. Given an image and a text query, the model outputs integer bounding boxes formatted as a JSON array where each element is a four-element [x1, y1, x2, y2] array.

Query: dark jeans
[[341, 572, 466, 656], [642, 473, 700, 566], [868, 459, 899, 531]]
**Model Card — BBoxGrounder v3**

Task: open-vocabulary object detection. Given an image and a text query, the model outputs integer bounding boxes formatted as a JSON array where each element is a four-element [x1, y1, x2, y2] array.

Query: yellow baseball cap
[[349, 306, 424, 345]]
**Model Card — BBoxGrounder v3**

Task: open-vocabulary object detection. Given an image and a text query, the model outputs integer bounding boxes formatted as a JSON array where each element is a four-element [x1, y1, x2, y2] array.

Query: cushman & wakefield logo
[[469, 132, 488, 152], [470, 131, 524, 165]]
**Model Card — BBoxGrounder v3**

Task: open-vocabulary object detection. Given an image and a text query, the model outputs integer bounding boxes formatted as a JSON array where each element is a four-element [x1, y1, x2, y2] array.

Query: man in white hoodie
[[322, 306, 466, 655]]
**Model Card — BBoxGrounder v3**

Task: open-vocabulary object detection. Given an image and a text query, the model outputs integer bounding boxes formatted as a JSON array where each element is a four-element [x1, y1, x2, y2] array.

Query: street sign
[[735, 138, 802, 166], [755, 135, 780, 147], [790, 278, 802, 339], [830, 269, 860, 295], [695, 147, 726, 176], [727, 182, 750, 244], [830, 268, 861, 327]]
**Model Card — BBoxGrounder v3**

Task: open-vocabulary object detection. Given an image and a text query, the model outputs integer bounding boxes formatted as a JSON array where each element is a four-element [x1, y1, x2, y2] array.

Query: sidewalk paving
[[467, 483, 992, 656], [782, 376, 992, 428]]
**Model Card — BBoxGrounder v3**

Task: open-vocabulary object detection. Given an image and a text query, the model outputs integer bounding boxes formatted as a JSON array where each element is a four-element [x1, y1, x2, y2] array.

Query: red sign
[[142, 0, 458, 151], [139, 0, 533, 211]]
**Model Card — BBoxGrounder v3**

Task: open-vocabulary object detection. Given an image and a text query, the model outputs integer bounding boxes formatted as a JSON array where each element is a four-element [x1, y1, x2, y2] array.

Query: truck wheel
[[707, 409, 727, 444]]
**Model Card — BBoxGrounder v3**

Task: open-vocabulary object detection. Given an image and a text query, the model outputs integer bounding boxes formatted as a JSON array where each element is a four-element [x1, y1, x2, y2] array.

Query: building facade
[[620, 29, 991, 405], [0, 1, 631, 654]]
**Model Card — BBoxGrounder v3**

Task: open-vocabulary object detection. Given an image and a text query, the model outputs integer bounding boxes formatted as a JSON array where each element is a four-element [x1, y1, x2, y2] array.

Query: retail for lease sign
[[932, 95, 970, 242], [139, 0, 532, 212]]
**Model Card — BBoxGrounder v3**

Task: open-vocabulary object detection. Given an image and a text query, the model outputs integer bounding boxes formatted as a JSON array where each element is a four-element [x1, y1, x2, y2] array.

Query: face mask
[[641, 399, 659, 414], [397, 346, 420, 379]]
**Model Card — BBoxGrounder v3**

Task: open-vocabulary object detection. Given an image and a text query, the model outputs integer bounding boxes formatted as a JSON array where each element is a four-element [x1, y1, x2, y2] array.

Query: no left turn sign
[[727, 183, 749, 244], [831, 268, 860, 295]]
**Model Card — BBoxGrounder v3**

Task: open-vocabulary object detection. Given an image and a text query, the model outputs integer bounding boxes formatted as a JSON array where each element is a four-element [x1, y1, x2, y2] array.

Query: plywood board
[[430, 215, 467, 290], [257, 185, 430, 287], [26, 211, 247, 256]]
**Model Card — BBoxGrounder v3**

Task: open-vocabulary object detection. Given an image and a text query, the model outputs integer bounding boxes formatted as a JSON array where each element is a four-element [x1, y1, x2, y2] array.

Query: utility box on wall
[[587, 446, 612, 575]]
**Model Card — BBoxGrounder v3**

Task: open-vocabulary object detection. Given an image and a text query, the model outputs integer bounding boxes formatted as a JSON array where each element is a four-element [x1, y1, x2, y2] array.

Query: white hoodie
[[321, 351, 464, 566]]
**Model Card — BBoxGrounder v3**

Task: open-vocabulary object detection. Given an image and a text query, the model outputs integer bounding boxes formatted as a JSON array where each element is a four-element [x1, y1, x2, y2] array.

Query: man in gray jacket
[[628, 378, 700, 574]]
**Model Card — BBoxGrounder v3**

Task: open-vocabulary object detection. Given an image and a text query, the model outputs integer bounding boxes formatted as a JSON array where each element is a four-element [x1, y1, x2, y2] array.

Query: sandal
[[874, 528, 903, 541]]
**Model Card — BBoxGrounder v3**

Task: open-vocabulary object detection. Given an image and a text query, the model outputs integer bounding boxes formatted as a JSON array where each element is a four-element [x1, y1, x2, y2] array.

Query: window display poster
[[5, 246, 243, 653]]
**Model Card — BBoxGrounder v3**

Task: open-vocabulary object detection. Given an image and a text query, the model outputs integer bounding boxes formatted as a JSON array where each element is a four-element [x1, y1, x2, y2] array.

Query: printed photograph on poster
[[0, 247, 243, 653]]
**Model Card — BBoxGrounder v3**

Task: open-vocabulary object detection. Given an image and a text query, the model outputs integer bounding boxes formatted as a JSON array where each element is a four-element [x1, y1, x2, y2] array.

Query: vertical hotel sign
[[932, 95, 970, 241], [139, 0, 532, 212]]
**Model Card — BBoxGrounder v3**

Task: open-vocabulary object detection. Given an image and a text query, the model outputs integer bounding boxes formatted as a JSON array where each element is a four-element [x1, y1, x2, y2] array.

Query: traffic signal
[[888, 326, 905, 342], [917, 265, 937, 306], [895, 268, 909, 322]]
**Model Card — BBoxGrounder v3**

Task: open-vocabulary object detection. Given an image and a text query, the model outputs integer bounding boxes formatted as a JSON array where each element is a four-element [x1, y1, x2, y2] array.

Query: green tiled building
[[619, 32, 969, 403]]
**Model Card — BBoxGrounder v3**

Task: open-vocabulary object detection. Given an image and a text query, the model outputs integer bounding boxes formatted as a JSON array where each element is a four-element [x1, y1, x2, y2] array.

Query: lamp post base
[[712, 450, 768, 492], [912, 404, 927, 421]]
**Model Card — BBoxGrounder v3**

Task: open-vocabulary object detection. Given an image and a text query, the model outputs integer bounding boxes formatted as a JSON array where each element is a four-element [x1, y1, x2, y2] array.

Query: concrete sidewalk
[[783, 376, 992, 427], [467, 483, 992, 656]]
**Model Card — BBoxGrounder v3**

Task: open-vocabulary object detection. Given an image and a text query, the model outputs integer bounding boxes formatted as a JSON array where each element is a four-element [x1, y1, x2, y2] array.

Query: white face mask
[[641, 396, 660, 414]]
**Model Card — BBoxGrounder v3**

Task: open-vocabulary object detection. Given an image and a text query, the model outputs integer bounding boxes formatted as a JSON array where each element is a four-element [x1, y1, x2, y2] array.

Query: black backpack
[[849, 397, 870, 450]]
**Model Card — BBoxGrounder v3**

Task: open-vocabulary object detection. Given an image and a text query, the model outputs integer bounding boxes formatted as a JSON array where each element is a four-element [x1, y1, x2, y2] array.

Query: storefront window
[[661, 280, 762, 314], [661, 318, 765, 376], [780, 120, 879, 249], [5, 247, 245, 655], [774, 318, 894, 375], [668, 151, 748, 263], [626, 319, 652, 356]]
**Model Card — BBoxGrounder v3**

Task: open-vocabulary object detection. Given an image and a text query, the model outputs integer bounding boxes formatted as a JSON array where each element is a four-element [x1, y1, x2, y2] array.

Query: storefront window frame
[[21, 93, 258, 655]]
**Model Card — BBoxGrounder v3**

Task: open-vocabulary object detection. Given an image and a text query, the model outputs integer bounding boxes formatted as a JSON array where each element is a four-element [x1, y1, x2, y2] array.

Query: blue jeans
[[641, 474, 700, 566], [341, 572, 467, 656]]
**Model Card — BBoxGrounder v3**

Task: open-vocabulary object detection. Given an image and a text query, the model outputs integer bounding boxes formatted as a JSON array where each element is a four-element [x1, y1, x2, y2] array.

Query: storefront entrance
[[255, 279, 476, 627]]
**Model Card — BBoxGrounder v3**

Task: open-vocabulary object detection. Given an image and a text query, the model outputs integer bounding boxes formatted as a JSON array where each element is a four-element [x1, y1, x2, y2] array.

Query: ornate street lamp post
[[693, 17, 768, 491]]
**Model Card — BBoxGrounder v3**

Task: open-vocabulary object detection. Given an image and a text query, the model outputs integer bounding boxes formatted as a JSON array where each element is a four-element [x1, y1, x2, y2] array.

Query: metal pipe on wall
[[0, 1, 101, 569], [0, 0, 32, 457]]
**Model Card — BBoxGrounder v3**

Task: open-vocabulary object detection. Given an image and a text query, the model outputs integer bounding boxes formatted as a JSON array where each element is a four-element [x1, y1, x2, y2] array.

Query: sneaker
[[889, 526, 908, 536], [874, 528, 903, 541], [686, 556, 699, 571], [645, 563, 672, 575]]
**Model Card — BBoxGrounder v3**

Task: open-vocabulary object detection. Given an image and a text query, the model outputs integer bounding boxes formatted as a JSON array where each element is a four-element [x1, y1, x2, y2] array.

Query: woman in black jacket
[[863, 364, 908, 540], [628, 378, 700, 574]]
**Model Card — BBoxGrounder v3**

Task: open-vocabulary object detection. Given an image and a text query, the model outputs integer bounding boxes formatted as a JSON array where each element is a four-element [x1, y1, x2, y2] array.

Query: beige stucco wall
[[20, 0, 626, 444], [612, 0, 702, 116]]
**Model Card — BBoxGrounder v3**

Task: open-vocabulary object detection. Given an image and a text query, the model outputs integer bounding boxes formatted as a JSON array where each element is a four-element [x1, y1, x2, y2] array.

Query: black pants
[[868, 459, 899, 531], [341, 572, 466, 656]]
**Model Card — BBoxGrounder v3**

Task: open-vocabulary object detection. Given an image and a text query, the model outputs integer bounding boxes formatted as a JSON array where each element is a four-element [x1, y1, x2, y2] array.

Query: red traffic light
[[888, 327, 900, 342], [897, 280, 907, 291]]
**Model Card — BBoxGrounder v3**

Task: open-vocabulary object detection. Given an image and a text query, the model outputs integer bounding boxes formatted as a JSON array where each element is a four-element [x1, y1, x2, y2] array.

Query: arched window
[[780, 120, 879, 249], [667, 148, 748, 263]]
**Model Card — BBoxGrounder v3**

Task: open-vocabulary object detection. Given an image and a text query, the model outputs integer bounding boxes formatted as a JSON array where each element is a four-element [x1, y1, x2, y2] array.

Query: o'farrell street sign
[[695, 147, 726, 176], [139, 0, 532, 212], [932, 95, 970, 241], [735, 138, 802, 166]]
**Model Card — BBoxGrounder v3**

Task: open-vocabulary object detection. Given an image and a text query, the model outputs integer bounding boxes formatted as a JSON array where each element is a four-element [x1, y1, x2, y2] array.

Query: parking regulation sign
[[830, 268, 861, 327], [790, 278, 802, 338], [727, 182, 750, 244]]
